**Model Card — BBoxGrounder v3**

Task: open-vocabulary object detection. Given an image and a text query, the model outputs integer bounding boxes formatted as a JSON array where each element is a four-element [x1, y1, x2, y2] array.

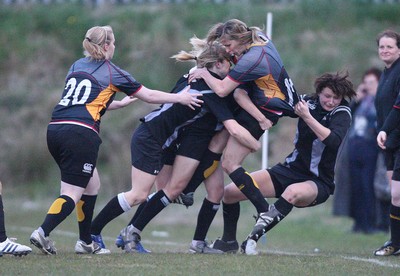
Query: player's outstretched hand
[[179, 85, 203, 110], [108, 95, 138, 110]]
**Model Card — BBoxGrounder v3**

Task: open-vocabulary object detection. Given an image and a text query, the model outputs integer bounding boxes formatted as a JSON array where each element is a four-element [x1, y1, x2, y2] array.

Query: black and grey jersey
[[50, 57, 142, 133], [142, 71, 234, 149], [276, 96, 351, 192], [228, 32, 299, 117], [376, 58, 400, 148]]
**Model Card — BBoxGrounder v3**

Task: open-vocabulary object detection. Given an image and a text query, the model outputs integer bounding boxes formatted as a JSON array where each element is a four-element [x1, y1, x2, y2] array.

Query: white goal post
[[261, 12, 273, 170]]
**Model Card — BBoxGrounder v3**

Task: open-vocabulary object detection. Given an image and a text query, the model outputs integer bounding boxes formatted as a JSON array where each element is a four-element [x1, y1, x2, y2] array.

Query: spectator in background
[[333, 68, 390, 234], [348, 68, 381, 234], [374, 29, 400, 256]]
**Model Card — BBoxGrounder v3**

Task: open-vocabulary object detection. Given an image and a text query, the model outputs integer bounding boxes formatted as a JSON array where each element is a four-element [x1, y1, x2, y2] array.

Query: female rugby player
[[29, 25, 201, 255]]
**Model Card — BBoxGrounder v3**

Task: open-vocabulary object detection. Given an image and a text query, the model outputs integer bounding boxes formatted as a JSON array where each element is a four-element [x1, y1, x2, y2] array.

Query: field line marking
[[10, 225, 400, 268], [341, 256, 400, 268]]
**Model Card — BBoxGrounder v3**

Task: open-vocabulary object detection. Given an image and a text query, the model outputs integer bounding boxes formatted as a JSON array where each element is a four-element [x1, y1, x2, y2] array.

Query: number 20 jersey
[[50, 57, 141, 133]]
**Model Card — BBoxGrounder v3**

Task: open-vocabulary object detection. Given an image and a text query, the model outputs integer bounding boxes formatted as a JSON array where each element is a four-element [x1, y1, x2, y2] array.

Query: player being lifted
[[173, 19, 299, 251], [90, 38, 261, 253]]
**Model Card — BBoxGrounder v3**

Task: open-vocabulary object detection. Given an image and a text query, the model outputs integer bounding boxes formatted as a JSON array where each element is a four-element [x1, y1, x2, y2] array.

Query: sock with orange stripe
[[390, 204, 400, 247], [77, 195, 97, 244], [229, 167, 269, 213], [40, 195, 75, 236]]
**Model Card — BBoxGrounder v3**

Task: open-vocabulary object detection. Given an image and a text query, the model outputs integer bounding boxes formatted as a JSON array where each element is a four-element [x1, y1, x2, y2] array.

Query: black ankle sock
[[0, 195, 6, 242], [41, 195, 75, 236], [133, 190, 171, 232], [221, 201, 240, 242], [91, 196, 124, 235], [182, 149, 222, 195], [390, 204, 400, 246], [193, 198, 220, 241], [77, 194, 97, 244], [274, 197, 293, 217], [229, 167, 269, 213], [128, 201, 147, 226]]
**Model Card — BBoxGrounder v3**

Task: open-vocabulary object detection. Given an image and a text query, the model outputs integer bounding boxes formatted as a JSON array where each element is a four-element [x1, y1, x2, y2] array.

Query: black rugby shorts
[[131, 123, 163, 175], [267, 164, 331, 207], [175, 128, 214, 161], [384, 147, 400, 181], [47, 124, 101, 188]]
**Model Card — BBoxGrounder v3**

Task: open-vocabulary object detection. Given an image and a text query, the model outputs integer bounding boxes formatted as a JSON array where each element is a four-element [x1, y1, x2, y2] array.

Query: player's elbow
[[214, 87, 230, 97]]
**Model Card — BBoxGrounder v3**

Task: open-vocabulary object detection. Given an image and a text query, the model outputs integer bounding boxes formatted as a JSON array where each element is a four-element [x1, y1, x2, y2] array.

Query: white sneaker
[[30, 229, 57, 255], [0, 238, 32, 256], [75, 240, 111, 254], [241, 238, 258, 255], [189, 241, 224, 254]]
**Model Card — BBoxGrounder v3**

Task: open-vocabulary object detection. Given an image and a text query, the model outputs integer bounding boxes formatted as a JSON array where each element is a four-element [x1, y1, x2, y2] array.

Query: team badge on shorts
[[82, 163, 93, 174]]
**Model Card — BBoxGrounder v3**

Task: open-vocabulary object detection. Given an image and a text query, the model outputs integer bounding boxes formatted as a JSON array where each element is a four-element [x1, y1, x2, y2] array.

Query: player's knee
[[207, 185, 224, 203], [124, 190, 148, 206], [222, 184, 238, 204], [221, 158, 236, 174], [282, 186, 302, 204], [164, 186, 185, 200]]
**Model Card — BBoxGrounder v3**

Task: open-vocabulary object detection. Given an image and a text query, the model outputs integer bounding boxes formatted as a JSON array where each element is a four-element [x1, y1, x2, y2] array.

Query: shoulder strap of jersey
[[325, 105, 352, 124]]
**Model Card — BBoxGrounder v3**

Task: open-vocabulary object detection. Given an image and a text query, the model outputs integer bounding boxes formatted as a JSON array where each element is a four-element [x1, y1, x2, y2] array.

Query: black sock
[[229, 167, 269, 213], [76, 194, 97, 244], [193, 198, 220, 241], [274, 197, 293, 217], [133, 190, 171, 232], [128, 201, 148, 226], [221, 201, 240, 242], [182, 149, 222, 195], [91, 196, 125, 235], [390, 204, 400, 247], [41, 195, 75, 236], [0, 195, 6, 242]]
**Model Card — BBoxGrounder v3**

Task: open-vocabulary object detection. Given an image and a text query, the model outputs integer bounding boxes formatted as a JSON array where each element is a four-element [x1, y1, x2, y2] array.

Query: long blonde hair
[[206, 19, 264, 46], [83, 25, 113, 60], [171, 36, 231, 69]]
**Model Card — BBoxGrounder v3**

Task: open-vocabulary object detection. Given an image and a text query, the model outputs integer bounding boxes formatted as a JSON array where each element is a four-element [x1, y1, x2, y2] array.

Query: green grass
[[1, 190, 398, 275]]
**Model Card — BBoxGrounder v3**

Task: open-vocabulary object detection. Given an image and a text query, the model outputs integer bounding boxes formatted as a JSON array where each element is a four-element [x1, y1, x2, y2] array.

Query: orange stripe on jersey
[[255, 74, 286, 100], [85, 85, 117, 121]]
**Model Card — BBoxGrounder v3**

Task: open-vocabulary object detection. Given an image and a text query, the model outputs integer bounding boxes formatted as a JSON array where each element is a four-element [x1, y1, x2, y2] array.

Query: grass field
[[0, 190, 399, 275]]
